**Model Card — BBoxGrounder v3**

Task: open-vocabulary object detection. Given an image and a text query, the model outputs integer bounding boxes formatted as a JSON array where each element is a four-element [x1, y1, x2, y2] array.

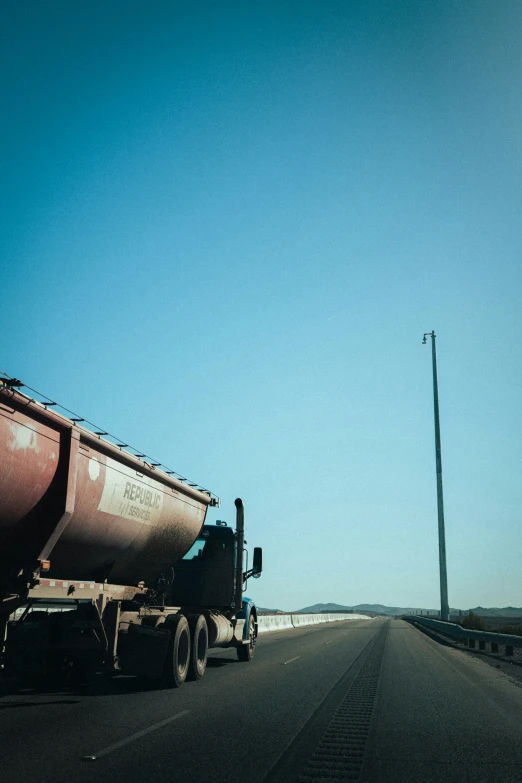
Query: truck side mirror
[[253, 547, 263, 577]]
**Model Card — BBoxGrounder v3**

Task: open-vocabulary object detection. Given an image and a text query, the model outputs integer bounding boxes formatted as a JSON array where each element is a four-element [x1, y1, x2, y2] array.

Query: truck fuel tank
[[207, 613, 239, 647]]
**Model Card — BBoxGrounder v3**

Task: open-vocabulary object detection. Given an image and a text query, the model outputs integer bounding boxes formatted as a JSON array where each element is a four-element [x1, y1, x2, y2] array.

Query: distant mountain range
[[258, 602, 522, 617], [295, 603, 410, 616], [257, 607, 287, 614], [464, 606, 522, 618]]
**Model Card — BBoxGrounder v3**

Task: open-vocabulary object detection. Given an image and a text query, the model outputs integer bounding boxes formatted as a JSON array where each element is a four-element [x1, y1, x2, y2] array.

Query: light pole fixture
[[423, 331, 449, 622]]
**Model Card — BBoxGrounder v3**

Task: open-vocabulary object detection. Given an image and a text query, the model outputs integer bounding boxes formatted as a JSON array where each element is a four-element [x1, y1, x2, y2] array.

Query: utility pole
[[423, 331, 449, 622]]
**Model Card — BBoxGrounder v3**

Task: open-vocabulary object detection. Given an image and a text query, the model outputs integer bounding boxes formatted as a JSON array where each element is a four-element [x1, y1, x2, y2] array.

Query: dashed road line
[[82, 710, 190, 760]]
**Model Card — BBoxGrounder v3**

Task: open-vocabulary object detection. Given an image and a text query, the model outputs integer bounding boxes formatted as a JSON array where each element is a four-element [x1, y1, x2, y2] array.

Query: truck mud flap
[[118, 624, 170, 678]]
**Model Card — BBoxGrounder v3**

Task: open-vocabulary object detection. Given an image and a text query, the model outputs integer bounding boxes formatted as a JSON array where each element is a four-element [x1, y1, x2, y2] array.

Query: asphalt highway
[[1, 618, 522, 783]]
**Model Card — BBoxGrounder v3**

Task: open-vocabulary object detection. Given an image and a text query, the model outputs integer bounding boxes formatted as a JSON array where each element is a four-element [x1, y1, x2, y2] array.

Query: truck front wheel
[[188, 614, 208, 680], [237, 614, 256, 662], [163, 614, 191, 687]]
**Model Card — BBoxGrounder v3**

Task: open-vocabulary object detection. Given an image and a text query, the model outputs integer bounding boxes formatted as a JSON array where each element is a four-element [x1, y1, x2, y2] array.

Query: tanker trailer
[[0, 378, 263, 687]]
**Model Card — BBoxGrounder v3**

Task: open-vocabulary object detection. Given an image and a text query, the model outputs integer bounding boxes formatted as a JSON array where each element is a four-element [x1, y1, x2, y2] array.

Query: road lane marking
[[82, 710, 190, 760], [324, 640, 333, 645], [283, 656, 300, 665]]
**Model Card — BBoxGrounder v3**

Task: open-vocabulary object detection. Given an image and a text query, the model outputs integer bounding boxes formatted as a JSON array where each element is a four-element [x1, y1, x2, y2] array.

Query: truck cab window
[[182, 538, 206, 560]]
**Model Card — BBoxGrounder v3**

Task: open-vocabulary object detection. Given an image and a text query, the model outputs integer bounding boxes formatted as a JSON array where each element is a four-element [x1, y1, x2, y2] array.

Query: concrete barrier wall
[[257, 614, 294, 633], [257, 613, 372, 634]]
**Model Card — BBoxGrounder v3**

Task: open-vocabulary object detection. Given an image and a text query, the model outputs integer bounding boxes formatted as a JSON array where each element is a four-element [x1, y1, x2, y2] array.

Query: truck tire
[[162, 614, 191, 688], [237, 614, 256, 662], [187, 614, 208, 680]]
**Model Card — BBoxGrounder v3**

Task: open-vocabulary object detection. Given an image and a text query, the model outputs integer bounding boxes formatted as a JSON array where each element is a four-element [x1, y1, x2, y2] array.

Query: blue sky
[[3, 1, 521, 610]]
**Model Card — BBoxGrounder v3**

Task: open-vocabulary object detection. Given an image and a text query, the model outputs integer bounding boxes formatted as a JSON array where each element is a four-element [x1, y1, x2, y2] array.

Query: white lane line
[[325, 640, 333, 645], [283, 656, 300, 665], [82, 710, 190, 761]]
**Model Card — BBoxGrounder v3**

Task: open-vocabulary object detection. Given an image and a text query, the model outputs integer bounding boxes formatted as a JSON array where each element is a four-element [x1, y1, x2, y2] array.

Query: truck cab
[[171, 521, 262, 611], [171, 524, 237, 609]]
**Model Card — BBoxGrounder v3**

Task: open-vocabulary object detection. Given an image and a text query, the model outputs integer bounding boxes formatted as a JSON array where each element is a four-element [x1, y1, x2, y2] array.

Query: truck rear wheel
[[163, 614, 191, 688], [237, 614, 256, 662], [188, 614, 208, 680]]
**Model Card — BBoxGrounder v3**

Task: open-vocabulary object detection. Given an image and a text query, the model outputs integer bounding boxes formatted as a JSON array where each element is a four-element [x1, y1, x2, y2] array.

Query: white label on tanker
[[98, 457, 164, 524]]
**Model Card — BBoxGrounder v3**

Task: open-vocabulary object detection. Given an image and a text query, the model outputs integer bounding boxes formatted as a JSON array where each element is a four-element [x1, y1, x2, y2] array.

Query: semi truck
[[0, 377, 263, 687]]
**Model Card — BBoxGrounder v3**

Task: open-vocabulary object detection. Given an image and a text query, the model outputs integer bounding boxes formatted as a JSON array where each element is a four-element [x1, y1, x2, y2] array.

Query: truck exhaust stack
[[234, 498, 245, 614]]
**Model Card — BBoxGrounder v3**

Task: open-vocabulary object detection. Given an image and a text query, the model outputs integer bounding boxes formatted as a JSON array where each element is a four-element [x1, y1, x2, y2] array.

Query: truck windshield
[[182, 538, 206, 560]]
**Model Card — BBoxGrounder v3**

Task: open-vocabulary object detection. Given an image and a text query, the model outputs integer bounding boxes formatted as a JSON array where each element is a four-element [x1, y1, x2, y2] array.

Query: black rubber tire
[[237, 614, 256, 662], [162, 614, 191, 688], [187, 614, 208, 680]]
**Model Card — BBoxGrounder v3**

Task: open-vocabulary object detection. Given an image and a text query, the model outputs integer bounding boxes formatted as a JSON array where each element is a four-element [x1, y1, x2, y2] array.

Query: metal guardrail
[[403, 615, 522, 654]]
